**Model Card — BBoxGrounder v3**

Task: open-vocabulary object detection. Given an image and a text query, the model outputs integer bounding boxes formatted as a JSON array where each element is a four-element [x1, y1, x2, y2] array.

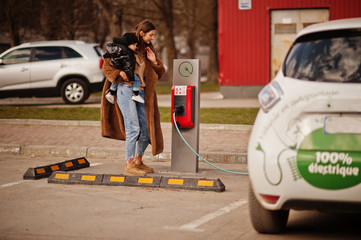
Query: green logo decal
[[178, 61, 193, 77], [297, 129, 361, 190]]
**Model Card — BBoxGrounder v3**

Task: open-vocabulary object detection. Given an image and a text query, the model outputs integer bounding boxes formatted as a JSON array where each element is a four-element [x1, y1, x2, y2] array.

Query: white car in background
[[0, 40, 104, 104], [248, 18, 361, 233]]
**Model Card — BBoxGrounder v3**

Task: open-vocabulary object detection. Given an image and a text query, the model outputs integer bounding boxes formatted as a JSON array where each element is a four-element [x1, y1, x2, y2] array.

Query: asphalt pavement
[[0, 93, 259, 166]]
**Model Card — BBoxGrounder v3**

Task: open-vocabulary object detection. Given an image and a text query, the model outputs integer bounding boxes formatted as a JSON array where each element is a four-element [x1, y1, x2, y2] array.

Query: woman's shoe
[[134, 161, 154, 173], [124, 163, 146, 176]]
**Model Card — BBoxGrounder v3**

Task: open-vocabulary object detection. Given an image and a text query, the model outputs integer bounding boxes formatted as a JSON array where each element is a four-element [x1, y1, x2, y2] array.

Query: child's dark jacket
[[103, 42, 136, 82]]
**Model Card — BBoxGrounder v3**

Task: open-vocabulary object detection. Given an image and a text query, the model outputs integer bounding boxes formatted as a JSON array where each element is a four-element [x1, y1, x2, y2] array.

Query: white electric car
[[248, 18, 361, 233]]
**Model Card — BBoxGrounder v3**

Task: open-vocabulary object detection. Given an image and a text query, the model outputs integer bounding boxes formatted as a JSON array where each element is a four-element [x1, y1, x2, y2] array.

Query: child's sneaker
[[131, 94, 145, 103], [105, 92, 115, 104]]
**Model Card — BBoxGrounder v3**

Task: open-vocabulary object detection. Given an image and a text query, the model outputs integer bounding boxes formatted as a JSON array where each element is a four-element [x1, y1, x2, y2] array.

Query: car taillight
[[99, 59, 104, 69], [258, 81, 283, 113], [260, 194, 280, 204]]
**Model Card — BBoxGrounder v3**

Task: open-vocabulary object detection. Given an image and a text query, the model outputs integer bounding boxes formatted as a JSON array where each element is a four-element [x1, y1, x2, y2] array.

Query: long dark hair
[[132, 20, 157, 59]]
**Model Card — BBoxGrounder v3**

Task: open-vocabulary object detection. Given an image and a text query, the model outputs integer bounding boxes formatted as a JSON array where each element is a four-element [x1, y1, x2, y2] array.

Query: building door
[[270, 9, 329, 79]]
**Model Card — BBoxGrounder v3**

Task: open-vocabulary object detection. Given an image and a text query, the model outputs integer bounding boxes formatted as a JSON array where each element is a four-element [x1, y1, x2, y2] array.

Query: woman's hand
[[146, 47, 157, 64], [119, 71, 128, 81]]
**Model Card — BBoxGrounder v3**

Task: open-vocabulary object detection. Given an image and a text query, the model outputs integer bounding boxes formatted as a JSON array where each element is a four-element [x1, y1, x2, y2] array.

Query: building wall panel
[[218, 0, 361, 87]]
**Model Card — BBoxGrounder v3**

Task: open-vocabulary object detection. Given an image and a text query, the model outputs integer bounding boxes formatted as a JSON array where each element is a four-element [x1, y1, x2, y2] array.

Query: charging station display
[[171, 85, 195, 129]]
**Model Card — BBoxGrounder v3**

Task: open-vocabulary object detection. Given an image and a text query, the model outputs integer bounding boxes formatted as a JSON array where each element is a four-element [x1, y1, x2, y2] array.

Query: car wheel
[[61, 78, 89, 104], [248, 185, 289, 233]]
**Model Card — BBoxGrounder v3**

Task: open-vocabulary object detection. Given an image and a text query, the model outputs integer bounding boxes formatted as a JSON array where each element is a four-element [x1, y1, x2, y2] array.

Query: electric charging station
[[171, 59, 201, 172]]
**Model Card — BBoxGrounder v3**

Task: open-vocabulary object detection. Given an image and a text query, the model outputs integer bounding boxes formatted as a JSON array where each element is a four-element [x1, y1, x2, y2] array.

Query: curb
[[0, 119, 250, 164], [0, 119, 101, 127], [48, 171, 226, 192], [0, 144, 248, 164], [0, 119, 253, 131]]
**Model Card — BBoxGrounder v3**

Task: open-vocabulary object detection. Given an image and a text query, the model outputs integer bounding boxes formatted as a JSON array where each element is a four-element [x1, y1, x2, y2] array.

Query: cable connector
[[173, 105, 184, 114]]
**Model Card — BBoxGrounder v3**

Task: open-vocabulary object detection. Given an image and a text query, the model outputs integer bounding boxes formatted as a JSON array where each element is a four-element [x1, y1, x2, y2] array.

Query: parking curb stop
[[160, 177, 225, 192], [48, 172, 225, 192], [23, 157, 90, 180], [48, 171, 103, 185]]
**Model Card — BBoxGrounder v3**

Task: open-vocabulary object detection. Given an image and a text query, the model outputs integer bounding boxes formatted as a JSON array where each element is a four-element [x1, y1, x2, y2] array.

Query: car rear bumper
[[248, 110, 361, 211], [282, 199, 361, 212], [89, 77, 105, 93]]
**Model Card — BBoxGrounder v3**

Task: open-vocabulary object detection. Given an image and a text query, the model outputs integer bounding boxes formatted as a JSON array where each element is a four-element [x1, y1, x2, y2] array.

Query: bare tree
[[4, 0, 21, 46], [61, 0, 90, 40], [62, 0, 108, 43], [176, 0, 198, 59], [0, 0, 40, 46], [207, 0, 218, 84], [39, 0, 111, 43], [41, 1, 62, 40], [1, 0, 219, 86], [174, 0, 218, 83], [87, 3, 109, 46], [151, 0, 177, 85], [95, 0, 123, 38]]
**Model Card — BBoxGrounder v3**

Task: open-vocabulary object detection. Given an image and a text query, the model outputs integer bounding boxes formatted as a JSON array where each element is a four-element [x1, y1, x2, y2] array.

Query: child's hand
[[146, 47, 157, 64], [119, 71, 128, 81]]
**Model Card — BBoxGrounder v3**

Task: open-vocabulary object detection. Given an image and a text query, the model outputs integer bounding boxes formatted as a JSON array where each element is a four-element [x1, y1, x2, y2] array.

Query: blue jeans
[[116, 83, 149, 160], [110, 74, 141, 92], [133, 74, 141, 91]]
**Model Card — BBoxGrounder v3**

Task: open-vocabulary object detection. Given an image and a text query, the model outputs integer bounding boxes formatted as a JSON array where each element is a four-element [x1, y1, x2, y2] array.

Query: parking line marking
[[165, 200, 247, 232], [1, 180, 30, 188], [90, 163, 102, 167]]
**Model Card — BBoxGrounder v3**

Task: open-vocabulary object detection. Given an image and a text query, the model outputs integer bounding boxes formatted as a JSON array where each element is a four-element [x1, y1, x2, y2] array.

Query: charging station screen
[[174, 86, 187, 117]]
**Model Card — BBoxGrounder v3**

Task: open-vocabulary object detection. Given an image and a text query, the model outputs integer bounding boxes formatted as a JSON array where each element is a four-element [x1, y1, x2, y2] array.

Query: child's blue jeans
[[110, 74, 140, 92]]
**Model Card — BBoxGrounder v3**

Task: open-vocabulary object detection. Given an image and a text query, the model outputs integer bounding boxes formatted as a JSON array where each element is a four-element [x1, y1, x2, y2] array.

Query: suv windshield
[[283, 30, 361, 83]]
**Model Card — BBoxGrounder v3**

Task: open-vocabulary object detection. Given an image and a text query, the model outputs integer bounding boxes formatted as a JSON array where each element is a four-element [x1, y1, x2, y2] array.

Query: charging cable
[[172, 111, 249, 176]]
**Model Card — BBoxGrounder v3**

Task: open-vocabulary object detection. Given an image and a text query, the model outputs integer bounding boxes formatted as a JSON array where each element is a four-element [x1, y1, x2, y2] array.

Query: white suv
[[248, 18, 361, 233], [0, 40, 104, 104]]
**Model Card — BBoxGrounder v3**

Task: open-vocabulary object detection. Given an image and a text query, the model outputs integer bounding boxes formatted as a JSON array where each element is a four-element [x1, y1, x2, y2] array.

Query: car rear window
[[283, 29, 361, 83], [63, 47, 82, 58], [93, 46, 102, 57]]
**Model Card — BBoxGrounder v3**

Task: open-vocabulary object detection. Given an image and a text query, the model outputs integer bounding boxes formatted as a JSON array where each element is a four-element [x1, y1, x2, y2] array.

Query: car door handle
[[21, 67, 29, 72]]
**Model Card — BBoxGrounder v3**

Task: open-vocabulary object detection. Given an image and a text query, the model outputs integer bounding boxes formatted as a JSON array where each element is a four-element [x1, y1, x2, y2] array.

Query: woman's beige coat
[[100, 57, 166, 156]]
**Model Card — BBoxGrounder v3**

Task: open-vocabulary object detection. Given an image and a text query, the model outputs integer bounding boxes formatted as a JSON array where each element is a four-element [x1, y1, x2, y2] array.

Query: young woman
[[101, 20, 166, 175]]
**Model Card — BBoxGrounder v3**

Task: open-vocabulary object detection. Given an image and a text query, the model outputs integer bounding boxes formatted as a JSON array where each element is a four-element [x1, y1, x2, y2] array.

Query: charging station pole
[[171, 59, 200, 172]]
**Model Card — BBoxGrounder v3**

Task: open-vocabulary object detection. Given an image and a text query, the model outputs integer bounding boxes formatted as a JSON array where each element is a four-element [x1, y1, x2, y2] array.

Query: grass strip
[[0, 106, 258, 125]]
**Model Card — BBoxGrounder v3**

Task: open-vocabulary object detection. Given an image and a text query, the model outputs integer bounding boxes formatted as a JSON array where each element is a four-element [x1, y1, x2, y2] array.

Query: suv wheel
[[61, 78, 89, 104], [249, 185, 289, 233]]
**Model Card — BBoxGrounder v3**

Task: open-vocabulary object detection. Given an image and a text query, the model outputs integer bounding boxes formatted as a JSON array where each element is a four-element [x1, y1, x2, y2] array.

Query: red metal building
[[218, 0, 361, 98]]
